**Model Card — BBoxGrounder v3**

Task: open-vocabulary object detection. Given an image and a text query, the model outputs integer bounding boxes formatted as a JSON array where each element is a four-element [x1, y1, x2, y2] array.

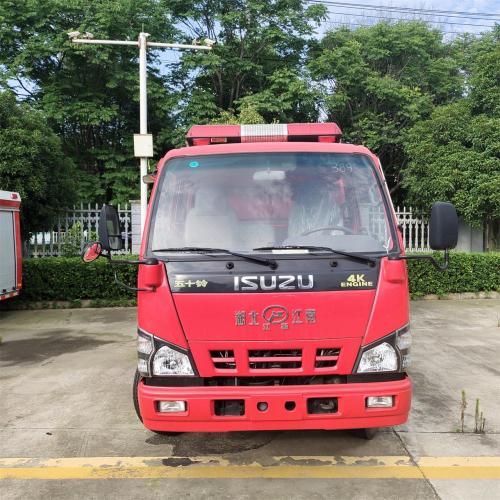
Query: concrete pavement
[[0, 300, 499, 499]]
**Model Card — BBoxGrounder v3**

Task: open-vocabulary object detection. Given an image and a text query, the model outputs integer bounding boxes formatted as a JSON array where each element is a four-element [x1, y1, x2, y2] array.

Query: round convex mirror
[[82, 242, 102, 263]]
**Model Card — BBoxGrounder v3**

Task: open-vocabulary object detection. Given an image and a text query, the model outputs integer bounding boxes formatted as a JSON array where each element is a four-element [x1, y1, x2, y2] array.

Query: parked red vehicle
[[84, 123, 458, 438], [0, 190, 22, 301]]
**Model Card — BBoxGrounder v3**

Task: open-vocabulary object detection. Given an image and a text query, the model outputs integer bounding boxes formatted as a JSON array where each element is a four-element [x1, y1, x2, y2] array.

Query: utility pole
[[70, 31, 213, 234]]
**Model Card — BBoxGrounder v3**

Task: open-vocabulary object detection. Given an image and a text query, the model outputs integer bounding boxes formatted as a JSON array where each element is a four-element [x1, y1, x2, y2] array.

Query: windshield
[[148, 153, 395, 255]]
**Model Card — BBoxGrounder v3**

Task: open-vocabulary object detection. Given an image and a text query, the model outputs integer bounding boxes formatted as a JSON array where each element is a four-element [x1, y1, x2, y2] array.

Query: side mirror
[[429, 202, 458, 251], [82, 242, 102, 262], [98, 205, 124, 251]]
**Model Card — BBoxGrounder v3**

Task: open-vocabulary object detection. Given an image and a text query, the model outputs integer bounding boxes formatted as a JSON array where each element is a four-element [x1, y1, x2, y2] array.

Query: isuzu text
[[83, 123, 458, 439]]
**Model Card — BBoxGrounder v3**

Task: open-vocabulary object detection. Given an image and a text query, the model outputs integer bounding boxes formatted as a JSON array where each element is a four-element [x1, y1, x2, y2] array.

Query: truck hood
[[165, 258, 380, 342], [171, 289, 376, 341]]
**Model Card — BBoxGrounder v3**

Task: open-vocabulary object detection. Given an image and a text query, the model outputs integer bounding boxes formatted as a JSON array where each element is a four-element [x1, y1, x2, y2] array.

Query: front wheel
[[132, 369, 182, 436], [352, 427, 379, 441], [354, 427, 379, 440]]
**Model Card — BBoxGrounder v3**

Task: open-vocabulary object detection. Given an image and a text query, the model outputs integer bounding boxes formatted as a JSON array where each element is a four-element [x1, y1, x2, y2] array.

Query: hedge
[[19, 257, 137, 301], [5, 252, 500, 305], [407, 252, 500, 297]]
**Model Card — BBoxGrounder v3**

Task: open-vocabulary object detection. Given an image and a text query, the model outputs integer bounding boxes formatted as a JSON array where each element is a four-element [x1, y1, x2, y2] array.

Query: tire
[[355, 427, 379, 440], [132, 369, 143, 422], [132, 369, 182, 436]]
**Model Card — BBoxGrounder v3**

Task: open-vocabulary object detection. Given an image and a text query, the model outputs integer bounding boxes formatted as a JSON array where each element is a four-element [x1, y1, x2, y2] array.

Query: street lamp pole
[[138, 32, 149, 233], [70, 32, 212, 234]]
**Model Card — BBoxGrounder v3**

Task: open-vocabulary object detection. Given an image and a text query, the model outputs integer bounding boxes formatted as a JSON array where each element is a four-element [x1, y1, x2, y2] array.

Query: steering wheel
[[300, 225, 355, 236]]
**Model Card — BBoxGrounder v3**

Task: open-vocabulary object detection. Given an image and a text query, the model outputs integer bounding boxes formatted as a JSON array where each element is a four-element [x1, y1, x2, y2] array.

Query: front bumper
[[138, 376, 411, 432]]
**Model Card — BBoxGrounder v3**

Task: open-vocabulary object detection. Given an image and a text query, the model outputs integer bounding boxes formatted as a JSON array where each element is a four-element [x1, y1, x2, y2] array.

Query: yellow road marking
[[0, 455, 411, 468], [0, 456, 499, 480]]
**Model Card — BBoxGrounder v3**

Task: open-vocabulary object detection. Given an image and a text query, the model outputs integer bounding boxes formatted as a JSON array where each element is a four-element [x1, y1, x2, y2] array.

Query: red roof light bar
[[186, 123, 342, 146]]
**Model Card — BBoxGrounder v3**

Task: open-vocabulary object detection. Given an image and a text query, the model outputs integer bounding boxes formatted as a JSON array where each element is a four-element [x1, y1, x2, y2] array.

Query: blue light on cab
[[188, 161, 200, 168]]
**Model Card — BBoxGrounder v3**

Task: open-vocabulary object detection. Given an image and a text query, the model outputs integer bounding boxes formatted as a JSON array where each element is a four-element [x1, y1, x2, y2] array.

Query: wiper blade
[[152, 247, 276, 268], [253, 245, 376, 266]]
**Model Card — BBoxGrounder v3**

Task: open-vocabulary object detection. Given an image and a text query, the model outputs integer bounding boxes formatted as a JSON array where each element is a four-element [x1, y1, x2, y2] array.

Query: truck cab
[[0, 190, 22, 301], [84, 123, 458, 437]]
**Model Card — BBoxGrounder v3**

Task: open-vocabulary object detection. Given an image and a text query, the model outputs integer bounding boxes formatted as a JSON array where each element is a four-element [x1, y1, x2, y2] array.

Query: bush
[[408, 252, 500, 297], [20, 257, 137, 301], [8, 252, 500, 305], [60, 222, 97, 257]]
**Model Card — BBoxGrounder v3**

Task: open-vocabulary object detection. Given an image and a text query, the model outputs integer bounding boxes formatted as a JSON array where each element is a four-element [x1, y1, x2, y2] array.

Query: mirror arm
[[112, 269, 155, 292], [390, 249, 450, 271], [105, 256, 159, 292], [104, 254, 161, 266]]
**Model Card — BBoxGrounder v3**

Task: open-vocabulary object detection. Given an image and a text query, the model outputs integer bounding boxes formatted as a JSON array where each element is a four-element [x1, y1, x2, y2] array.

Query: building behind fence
[[28, 203, 434, 257]]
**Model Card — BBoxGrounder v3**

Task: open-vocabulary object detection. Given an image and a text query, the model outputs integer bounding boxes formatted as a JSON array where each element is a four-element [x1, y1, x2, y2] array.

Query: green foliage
[[0, 0, 498, 218], [238, 68, 320, 123], [403, 29, 500, 231], [168, 0, 326, 144], [407, 252, 500, 298], [309, 22, 463, 202], [20, 257, 137, 301], [60, 222, 97, 256], [0, 91, 76, 234], [0, 0, 177, 204], [11, 253, 500, 304], [465, 27, 500, 117], [402, 101, 500, 227], [403, 28, 499, 236], [210, 103, 265, 124]]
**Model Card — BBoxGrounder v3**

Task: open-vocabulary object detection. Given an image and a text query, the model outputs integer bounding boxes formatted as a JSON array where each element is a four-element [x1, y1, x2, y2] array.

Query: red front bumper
[[138, 376, 411, 432]]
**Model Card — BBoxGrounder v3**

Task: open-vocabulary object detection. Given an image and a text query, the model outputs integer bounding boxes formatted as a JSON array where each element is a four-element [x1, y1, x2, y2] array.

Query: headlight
[[153, 345, 195, 376], [396, 326, 411, 369], [355, 324, 411, 374], [357, 342, 398, 373], [137, 330, 196, 377], [137, 329, 154, 376]]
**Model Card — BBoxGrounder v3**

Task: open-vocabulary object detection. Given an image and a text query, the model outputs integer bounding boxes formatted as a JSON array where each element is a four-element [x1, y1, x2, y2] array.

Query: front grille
[[206, 344, 346, 374], [248, 349, 302, 370], [315, 348, 341, 368], [210, 350, 236, 370]]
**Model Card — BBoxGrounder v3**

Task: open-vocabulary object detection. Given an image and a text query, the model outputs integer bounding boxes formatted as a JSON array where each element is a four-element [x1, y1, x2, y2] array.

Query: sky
[[318, 0, 500, 36]]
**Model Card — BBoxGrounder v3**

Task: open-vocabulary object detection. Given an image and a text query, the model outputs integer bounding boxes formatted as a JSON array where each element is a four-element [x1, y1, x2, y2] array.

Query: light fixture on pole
[[70, 31, 213, 234]]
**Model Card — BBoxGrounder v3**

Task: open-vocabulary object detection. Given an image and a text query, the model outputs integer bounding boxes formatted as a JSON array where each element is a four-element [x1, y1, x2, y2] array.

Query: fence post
[[130, 200, 141, 255]]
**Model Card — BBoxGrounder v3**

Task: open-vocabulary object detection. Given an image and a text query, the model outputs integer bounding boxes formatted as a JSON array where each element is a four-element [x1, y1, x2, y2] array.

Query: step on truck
[[83, 123, 458, 438], [0, 190, 22, 301]]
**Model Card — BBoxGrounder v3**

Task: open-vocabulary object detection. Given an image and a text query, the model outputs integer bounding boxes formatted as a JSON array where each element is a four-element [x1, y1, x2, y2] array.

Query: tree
[[238, 67, 320, 123], [0, 91, 76, 235], [403, 101, 499, 226], [210, 102, 266, 124], [309, 21, 463, 202], [167, 0, 326, 144], [403, 28, 500, 249], [463, 26, 500, 118], [0, 0, 178, 204]]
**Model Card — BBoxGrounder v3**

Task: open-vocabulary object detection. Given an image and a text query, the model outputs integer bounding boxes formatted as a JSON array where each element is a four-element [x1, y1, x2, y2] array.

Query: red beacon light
[[186, 123, 342, 146]]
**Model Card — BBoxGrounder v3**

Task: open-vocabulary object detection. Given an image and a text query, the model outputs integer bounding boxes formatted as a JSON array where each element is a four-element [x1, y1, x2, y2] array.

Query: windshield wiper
[[253, 245, 376, 266], [152, 247, 277, 268]]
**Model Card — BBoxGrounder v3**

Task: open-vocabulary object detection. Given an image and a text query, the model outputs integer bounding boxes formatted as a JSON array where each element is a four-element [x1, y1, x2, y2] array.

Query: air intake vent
[[315, 348, 341, 369], [248, 349, 302, 370], [210, 350, 236, 370]]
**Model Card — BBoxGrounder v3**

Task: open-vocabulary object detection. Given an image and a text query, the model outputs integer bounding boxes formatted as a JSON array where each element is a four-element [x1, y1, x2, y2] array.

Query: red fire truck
[[0, 190, 22, 301], [84, 123, 458, 438]]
